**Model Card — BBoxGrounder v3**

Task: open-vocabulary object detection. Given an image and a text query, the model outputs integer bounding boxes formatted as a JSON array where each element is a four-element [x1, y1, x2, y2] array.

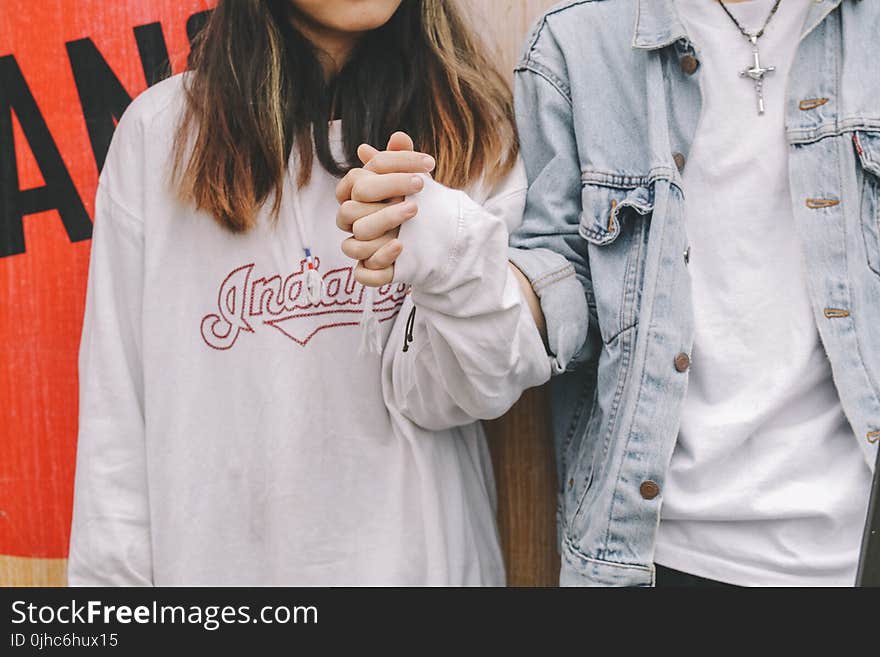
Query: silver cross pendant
[[739, 35, 775, 115]]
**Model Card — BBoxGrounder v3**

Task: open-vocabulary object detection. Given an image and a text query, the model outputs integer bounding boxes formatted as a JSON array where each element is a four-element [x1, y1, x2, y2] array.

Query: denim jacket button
[[680, 55, 700, 75], [674, 352, 691, 372], [640, 480, 660, 500], [673, 152, 687, 171]]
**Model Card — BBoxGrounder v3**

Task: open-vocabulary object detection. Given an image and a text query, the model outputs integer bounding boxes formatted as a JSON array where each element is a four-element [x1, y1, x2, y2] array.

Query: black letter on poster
[[133, 22, 171, 87], [186, 10, 213, 48], [0, 55, 91, 258], [66, 38, 133, 173]]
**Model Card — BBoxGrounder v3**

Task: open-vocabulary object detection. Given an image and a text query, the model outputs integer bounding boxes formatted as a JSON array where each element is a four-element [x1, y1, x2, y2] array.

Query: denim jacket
[[508, 0, 880, 586]]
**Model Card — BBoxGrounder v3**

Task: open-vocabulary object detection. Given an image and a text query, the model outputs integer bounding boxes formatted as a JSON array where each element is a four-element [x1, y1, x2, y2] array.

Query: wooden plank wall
[[469, 0, 558, 73], [469, 0, 561, 588], [0, 0, 560, 587]]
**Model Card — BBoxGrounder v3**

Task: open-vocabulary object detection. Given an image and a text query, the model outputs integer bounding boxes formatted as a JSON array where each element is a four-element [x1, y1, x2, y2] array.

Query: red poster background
[[0, 0, 215, 561]]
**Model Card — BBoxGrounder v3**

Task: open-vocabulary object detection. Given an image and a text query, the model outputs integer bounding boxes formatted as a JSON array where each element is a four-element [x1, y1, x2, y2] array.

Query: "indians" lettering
[[200, 258, 408, 350]]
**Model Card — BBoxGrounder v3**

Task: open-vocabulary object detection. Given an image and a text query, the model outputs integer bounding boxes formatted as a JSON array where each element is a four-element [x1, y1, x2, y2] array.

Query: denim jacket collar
[[803, 0, 845, 38], [632, 0, 687, 50], [633, 0, 849, 51]]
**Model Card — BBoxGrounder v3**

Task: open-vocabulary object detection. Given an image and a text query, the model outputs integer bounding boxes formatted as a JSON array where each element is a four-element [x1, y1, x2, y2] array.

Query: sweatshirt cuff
[[508, 246, 589, 374], [392, 175, 467, 291]]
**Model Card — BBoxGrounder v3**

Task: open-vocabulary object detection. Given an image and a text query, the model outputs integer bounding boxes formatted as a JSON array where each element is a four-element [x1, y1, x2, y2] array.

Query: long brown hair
[[172, 0, 517, 232]]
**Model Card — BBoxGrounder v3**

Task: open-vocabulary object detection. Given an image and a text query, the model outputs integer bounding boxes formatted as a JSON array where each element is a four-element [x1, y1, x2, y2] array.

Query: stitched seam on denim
[[629, 215, 648, 331], [801, 0, 844, 46], [602, 335, 642, 555], [861, 160, 880, 277], [788, 119, 880, 145], [604, 320, 640, 347], [562, 534, 652, 574], [567, 285, 599, 365], [838, 128, 880, 413], [563, 377, 595, 456], [531, 264, 574, 286], [600, 321, 636, 479], [564, 379, 599, 515], [521, 16, 547, 57], [618, 220, 631, 332], [856, 131, 880, 276], [795, 134, 852, 435], [535, 269, 576, 293], [570, 321, 636, 537], [632, 0, 644, 49], [515, 62, 572, 106], [632, 0, 692, 52], [618, 216, 646, 332], [603, 183, 673, 553], [519, 0, 603, 66], [829, 47, 880, 414], [569, 374, 605, 522], [532, 264, 576, 290], [581, 167, 676, 189]]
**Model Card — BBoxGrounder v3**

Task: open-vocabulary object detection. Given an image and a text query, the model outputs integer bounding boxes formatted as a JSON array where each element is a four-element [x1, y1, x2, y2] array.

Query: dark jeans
[[654, 564, 740, 588]]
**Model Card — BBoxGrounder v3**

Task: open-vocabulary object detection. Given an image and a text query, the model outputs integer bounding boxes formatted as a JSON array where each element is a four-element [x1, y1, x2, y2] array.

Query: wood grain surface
[[0, 555, 67, 587], [471, 0, 562, 588]]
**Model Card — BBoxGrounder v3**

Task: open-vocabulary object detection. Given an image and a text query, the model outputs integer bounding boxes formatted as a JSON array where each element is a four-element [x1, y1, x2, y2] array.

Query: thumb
[[357, 143, 381, 166], [386, 131, 414, 152]]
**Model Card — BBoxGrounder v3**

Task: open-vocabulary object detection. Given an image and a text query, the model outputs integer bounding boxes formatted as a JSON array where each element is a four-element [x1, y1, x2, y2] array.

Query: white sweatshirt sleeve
[[383, 161, 552, 431], [68, 150, 152, 583]]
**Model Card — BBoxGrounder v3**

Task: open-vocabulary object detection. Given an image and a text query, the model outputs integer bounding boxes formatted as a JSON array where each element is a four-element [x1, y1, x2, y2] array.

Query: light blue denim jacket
[[508, 0, 880, 586]]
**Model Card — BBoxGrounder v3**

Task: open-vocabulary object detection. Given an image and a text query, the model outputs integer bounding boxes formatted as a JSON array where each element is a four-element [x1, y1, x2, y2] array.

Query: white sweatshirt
[[68, 74, 551, 586]]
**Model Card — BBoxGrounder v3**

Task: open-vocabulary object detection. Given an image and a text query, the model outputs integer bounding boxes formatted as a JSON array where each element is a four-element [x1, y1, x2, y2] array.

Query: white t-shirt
[[656, 0, 872, 586], [68, 73, 532, 586]]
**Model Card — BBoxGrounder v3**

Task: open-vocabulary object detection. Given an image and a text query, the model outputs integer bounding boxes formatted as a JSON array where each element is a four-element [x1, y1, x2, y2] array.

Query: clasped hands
[[335, 132, 436, 287]]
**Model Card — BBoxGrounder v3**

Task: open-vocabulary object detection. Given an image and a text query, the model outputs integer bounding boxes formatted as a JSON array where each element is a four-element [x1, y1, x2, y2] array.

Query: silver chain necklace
[[716, 0, 783, 115]]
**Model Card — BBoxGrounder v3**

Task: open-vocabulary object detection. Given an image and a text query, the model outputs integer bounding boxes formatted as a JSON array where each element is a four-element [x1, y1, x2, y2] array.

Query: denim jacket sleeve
[[508, 27, 597, 374]]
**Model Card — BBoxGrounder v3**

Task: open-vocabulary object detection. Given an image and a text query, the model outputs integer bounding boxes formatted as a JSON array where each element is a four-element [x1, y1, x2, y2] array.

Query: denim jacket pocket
[[578, 178, 654, 344], [855, 131, 880, 276], [578, 181, 655, 246]]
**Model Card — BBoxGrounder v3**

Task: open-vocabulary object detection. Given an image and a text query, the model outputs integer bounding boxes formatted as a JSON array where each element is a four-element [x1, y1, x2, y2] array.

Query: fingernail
[[401, 202, 417, 217], [411, 176, 424, 190], [421, 155, 435, 169]]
